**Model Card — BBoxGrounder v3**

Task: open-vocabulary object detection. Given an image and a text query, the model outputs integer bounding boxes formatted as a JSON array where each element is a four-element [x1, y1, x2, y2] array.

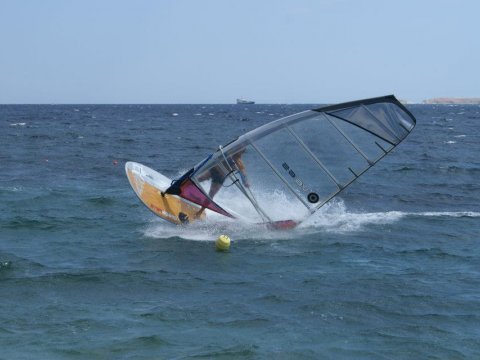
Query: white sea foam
[[142, 194, 480, 241], [1, 185, 25, 192], [420, 211, 480, 218], [10, 122, 26, 126], [300, 201, 406, 233], [143, 211, 293, 241]]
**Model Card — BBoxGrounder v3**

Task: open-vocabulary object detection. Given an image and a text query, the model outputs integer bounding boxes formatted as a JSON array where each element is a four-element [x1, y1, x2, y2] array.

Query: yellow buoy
[[216, 234, 231, 251]]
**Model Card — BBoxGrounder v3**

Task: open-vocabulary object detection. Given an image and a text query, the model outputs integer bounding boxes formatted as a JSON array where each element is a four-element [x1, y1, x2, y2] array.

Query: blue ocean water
[[0, 103, 479, 359]]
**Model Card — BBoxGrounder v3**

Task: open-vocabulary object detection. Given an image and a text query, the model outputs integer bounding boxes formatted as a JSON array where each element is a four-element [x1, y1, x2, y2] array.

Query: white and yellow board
[[125, 161, 205, 225]]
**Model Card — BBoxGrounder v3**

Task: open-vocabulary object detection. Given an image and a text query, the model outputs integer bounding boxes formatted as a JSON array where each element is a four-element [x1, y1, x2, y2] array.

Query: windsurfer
[[194, 148, 249, 218]]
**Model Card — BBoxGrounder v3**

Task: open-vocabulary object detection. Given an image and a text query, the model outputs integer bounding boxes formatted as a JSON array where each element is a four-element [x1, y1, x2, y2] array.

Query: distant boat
[[236, 98, 255, 104]]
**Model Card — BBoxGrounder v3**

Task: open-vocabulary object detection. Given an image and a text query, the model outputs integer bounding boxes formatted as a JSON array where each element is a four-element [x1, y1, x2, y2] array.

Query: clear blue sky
[[0, 0, 478, 104]]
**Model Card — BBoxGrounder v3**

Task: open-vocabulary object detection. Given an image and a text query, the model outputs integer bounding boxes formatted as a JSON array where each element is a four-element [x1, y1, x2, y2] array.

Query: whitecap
[[420, 211, 480, 218], [301, 200, 406, 233]]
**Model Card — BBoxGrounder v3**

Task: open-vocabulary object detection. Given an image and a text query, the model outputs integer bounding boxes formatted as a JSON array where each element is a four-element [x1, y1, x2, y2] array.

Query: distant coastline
[[423, 97, 480, 105]]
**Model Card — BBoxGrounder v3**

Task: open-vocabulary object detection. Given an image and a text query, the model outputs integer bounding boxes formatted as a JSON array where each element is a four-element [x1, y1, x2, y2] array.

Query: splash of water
[[143, 196, 479, 241]]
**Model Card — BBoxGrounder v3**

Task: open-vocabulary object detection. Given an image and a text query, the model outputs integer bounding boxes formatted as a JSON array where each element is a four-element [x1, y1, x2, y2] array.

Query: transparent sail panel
[[253, 128, 339, 208], [290, 114, 370, 186], [192, 145, 311, 222], [327, 114, 392, 164], [192, 150, 262, 222], [236, 144, 311, 221]]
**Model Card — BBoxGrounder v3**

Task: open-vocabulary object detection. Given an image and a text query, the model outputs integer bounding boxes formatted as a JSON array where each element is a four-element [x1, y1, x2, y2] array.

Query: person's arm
[[236, 159, 250, 187]]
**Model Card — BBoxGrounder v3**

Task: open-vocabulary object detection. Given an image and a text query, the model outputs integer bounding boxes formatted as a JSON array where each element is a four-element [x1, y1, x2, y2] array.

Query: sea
[[1, 103, 479, 359]]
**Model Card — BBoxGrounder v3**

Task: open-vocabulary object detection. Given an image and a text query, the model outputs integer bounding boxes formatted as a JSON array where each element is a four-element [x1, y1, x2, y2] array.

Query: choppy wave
[[0, 261, 12, 271], [2, 104, 480, 358], [3, 217, 59, 230], [86, 196, 116, 206]]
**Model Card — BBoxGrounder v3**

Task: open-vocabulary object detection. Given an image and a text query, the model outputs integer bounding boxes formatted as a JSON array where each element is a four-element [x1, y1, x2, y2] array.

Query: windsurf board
[[125, 161, 205, 225]]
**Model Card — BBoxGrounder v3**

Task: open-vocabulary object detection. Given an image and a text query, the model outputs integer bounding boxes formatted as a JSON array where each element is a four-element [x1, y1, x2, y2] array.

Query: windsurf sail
[[166, 95, 416, 226]]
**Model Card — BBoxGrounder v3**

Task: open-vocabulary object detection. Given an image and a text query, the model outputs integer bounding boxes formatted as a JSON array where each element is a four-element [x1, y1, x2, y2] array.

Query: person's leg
[[195, 181, 222, 218], [208, 181, 222, 199]]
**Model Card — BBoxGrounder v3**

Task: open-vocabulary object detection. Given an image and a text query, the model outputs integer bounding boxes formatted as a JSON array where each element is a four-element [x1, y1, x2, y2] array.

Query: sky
[[0, 0, 478, 104]]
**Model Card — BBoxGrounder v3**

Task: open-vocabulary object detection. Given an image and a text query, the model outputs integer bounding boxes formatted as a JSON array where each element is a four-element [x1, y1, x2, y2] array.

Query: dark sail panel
[[178, 179, 233, 218]]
